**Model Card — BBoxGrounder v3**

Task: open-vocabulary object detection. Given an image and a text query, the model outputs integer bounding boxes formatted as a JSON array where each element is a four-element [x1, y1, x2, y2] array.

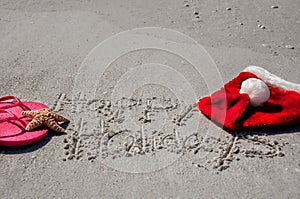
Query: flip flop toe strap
[[0, 109, 27, 127], [0, 96, 31, 110]]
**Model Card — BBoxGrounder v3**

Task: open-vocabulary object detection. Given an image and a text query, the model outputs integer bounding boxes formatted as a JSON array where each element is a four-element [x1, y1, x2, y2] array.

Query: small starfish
[[22, 108, 70, 133]]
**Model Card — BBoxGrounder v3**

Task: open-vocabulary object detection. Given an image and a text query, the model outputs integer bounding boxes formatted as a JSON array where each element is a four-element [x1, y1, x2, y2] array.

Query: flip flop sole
[[0, 102, 48, 147]]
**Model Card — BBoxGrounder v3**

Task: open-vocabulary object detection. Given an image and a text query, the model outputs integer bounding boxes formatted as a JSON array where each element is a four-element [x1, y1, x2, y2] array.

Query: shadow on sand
[[226, 125, 300, 136]]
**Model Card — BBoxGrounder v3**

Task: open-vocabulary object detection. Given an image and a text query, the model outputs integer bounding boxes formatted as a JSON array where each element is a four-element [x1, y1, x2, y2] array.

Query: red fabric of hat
[[198, 67, 300, 131]]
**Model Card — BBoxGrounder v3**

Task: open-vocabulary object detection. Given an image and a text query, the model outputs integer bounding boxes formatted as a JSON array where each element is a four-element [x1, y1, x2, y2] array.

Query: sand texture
[[0, 0, 299, 198]]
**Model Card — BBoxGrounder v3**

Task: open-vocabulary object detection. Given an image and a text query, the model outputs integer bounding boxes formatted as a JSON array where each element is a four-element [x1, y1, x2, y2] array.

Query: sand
[[0, 0, 299, 198]]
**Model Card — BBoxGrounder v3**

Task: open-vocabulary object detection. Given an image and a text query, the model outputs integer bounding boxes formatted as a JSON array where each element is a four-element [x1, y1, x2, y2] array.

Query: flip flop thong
[[0, 96, 48, 147]]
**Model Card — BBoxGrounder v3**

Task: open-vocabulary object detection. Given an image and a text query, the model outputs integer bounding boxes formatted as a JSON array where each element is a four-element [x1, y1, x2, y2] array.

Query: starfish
[[21, 108, 70, 133]]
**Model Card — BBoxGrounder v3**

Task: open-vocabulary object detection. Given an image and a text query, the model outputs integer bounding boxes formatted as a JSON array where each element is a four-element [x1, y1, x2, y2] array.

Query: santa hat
[[198, 66, 300, 131]]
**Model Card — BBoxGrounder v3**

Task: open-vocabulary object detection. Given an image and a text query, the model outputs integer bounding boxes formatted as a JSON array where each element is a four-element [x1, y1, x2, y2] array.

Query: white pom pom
[[240, 78, 270, 107]]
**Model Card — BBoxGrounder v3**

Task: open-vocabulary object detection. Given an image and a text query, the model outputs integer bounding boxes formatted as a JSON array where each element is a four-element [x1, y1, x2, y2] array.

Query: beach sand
[[0, 0, 299, 198]]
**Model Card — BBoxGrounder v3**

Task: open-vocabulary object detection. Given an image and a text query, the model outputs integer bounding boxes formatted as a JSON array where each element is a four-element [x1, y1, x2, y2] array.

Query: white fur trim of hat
[[240, 66, 300, 107]]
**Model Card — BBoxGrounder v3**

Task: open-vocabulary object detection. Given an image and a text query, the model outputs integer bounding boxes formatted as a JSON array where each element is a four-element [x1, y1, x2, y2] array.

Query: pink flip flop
[[0, 96, 48, 147]]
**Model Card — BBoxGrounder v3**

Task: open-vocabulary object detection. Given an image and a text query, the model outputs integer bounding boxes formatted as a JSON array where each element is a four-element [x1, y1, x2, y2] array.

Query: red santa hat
[[198, 66, 300, 131]]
